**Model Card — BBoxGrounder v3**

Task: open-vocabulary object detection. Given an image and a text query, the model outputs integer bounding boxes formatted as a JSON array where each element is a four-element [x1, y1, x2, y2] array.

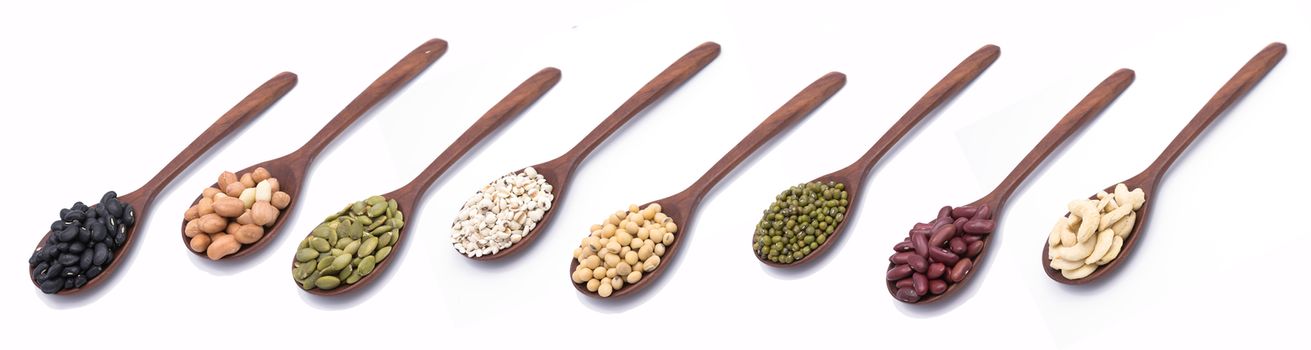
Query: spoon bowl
[[30, 71, 298, 295], [182, 39, 448, 260], [460, 42, 721, 261], [759, 44, 1001, 268], [298, 67, 561, 295], [888, 68, 1136, 304], [1044, 42, 1286, 285], [572, 72, 847, 298]]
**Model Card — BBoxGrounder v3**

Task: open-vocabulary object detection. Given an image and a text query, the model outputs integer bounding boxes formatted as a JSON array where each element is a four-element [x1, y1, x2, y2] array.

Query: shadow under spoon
[[1043, 42, 1287, 285]]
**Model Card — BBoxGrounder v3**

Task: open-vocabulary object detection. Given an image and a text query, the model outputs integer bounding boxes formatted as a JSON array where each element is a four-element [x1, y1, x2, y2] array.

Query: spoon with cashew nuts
[[887, 68, 1136, 304], [1043, 42, 1287, 284], [570, 72, 846, 298]]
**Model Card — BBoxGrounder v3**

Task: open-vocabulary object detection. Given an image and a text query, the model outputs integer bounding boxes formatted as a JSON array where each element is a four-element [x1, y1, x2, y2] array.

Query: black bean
[[63, 266, 80, 277], [106, 199, 122, 217], [90, 223, 107, 242], [77, 226, 90, 242], [46, 261, 64, 278], [73, 275, 88, 288], [40, 278, 64, 294], [114, 228, 126, 246], [87, 207, 100, 219], [51, 220, 66, 232], [79, 249, 93, 270], [93, 243, 109, 265], [31, 262, 48, 280], [62, 278, 74, 289], [65, 209, 85, 222], [58, 253, 79, 266], [85, 266, 102, 279], [121, 205, 135, 226], [29, 250, 39, 265], [59, 208, 71, 221], [72, 201, 88, 212], [103, 217, 117, 240], [56, 226, 78, 242], [69, 242, 85, 254], [54, 243, 68, 254], [101, 191, 117, 203]]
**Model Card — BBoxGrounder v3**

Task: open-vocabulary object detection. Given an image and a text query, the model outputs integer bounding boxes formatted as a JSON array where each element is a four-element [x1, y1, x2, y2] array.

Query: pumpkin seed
[[296, 248, 318, 262], [314, 276, 341, 290], [375, 246, 392, 261], [359, 237, 379, 256], [357, 256, 377, 275]]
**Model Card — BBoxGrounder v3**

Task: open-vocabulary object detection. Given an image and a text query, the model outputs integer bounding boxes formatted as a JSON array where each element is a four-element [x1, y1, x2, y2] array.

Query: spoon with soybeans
[[887, 68, 1136, 304], [452, 42, 720, 260], [570, 72, 847, 298], [1043, 43, 1286, 284], [756, 44, 1000, 267], [29, 72, 298, 295], [293, 68, 561, 295], [181, 38, 447, 260]]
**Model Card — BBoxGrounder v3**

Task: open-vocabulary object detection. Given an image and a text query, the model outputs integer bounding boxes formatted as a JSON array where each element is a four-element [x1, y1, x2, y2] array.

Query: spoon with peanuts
[[181, 39, 447, 261], [570, 72, 846, 298], [29, 72, 297, 295], [451, 42, 721, 260], [292, 68, 561, 295], [887, 68, 1136, 304], [756, 44, 1000, 267], [1043, 42, 1286, 284]]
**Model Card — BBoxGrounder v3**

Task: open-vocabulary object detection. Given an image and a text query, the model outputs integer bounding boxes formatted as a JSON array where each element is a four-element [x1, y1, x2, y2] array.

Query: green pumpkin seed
[[330, 254, 351, 271], [351, 201, 366, 215], [314, 276, 341, 290], [357, 255, 377, 276], [357, 216, 373, 226], [346, 273, 362, 284], [359, 237, 379, 257], [352, 257, 363, 267], [387, 230, 400, 247], [379, 232, 393, 247], [310, 237, 330, 252], [330, 248, 344, 256], [312, 226, 330, 238], [337, 264, 354, 280], [394, 211, 404, 225], [329, 228, 338, 247], [370, 225, 392, 235], [367, 203, 387, 217], [349, 221, 364, 240], [296, 248, 318, 262], [298, 238, 309, 249], [366, 195, 386, 205], [388, 199, 398, 211], [367, 218, 384, 231], [344, 240, 361, 255], [375, 246, 392, 262], [316, 255, 334, 270], [302, 271, 322, 290]]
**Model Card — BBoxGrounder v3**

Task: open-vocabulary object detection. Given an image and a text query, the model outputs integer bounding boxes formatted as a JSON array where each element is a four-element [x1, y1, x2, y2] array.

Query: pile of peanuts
[[1047, 183, 1144, 279], [570, 203, 676, 298], [184, 167, 290, 260], [887, 205, 993, 303]]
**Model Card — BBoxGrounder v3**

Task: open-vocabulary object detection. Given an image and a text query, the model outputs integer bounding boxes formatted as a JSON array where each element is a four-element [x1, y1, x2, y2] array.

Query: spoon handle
[[139, 72, 298, 200], [392, 67, 562, 203], [293, 38, 448, 163], [1143, 42, 1287, 181], [680, 72, 847, 204], [985, 69, 1135, 207], [846, 44, 1001, 174], [554, 42, 721, 169]]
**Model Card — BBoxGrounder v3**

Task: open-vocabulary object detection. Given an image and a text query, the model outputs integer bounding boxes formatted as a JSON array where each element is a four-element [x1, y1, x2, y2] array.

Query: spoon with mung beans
[[1042, 42, 1286, 285], [756, 44, 1000, 267], [30, 72, 298, 295], [887, 68, 1135, 304], [295, 68, 561, 295], [181, 39, 447, 260], [571, 71, 846, 299], [455, 42, 721, 260]]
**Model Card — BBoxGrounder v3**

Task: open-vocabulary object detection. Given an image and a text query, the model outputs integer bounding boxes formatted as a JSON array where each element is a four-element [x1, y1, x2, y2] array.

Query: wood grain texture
[[32, 71, 298, 295], [1045, 42, 1287, 285], [573, 72, 847, 299], [182, 39, 448, 260], [763, 44, 1001, 268], [305, 67, 562, 296], [891, 68, 1136, 305], [468, 42, 721, 261]]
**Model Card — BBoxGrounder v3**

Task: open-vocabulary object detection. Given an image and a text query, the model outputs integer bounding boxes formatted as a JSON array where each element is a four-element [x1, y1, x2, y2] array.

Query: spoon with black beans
[[29, 72, 298, 295]]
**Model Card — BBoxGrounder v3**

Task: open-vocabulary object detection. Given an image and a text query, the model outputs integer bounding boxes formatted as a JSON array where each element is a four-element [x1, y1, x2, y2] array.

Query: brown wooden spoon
[[300, 67, 561, 296], [759, 44, 1001, 267], [572, 71, 847, 299], [30, 72, 298, 295], [459, 42, 721, 260], [1044, 43, 1287, 285], [182, 38, 447, 260], [888, 68, 1136, 304]]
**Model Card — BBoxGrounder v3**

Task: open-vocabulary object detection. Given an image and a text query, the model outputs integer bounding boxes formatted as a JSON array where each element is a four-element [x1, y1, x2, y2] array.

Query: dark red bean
[[930, 216, 953, 231], [927, 262, 946, 279], [895, 278, 914, 289], [912, 273, 928, 295], [964, 219, 995, 234], [907, 254, 928, 273], [887, 264, 913, 281], [953, 217, 968, 235], [961, 234, 982, 243], [890, 252, 915, 264], [966, 240, 985, 258], [911, 232, 928, 257], [910, 227, 931, 236], [929, 224, 956, 248], [951, 206, 979, 218], [949, 237, 967, 255], [894, 241, 914, 252], [974, 205, 992, 220], [913, 222, 933, 231], [929, 279, 948, 294], [949, 258, 973, 282], [927, 246, 960, 265], [895, 287, 920, 303], [938, 206, 953, 219]]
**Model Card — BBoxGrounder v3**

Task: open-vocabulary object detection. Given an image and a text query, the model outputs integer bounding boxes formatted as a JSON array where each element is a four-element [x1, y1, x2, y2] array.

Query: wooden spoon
[[573, 71, 847, 299], [461, 42, 721, 260], [1044, 42, 1287, 285], [182, 39, 448, 260], [760, 44, 1001, 267], [30, 72, 298, 295], [888, 68, 1136, 304], [302, 67, 562, 295]]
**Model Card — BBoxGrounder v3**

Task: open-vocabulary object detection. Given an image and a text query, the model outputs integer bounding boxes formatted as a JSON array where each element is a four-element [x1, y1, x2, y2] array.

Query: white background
[[3, 0, 1308, 348]]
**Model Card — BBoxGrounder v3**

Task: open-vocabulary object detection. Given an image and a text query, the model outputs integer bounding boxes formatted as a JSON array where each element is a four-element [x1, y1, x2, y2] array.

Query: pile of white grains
[[451, 167, 554, 257]]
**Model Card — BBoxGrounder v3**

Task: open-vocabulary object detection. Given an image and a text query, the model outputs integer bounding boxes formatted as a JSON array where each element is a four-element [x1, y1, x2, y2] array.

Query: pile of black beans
[[29, 191, 135, 294]]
